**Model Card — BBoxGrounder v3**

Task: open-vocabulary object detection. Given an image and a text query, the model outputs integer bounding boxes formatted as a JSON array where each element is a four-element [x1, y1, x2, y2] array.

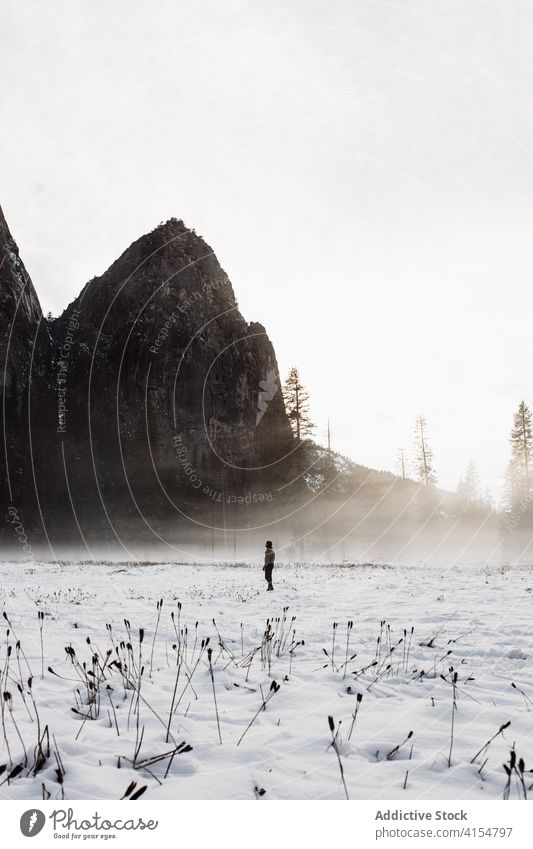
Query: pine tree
[[413, 414, 437, 486], [282, 367, 314, 441], [457, 461, 481, 507], [483, 487, 494, 509], [502, 460, 518, 513], [508, 400, 533, 502]]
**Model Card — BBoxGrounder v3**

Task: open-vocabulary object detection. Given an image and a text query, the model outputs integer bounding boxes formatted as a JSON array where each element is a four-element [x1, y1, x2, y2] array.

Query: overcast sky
[[2, 0, 533, 498]]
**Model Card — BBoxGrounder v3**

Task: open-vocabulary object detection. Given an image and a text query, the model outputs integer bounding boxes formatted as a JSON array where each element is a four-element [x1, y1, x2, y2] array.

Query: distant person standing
[[263, 540, 275, 591]]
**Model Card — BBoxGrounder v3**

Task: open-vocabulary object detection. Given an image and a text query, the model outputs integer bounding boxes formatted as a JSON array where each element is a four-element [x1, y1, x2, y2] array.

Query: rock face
[[0, 206, 51, 540], [2, 214, 295, 552]]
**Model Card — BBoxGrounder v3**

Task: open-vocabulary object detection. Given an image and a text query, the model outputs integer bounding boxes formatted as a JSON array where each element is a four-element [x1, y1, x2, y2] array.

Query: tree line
[[282, 367, 533, 515], [408, 402, 533, 515]]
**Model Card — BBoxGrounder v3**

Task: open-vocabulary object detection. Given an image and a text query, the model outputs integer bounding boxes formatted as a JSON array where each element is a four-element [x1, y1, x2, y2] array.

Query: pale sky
[[2, 0, 533, 499]]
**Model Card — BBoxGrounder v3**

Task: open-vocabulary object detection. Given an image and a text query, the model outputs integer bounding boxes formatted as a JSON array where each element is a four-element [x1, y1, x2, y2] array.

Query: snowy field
[[1, 559, 533, 801]]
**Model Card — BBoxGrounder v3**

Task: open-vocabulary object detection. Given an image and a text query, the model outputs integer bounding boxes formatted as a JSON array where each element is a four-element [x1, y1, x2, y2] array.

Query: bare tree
[[413, 414, 437, 486], [396, 447, 407, 480]]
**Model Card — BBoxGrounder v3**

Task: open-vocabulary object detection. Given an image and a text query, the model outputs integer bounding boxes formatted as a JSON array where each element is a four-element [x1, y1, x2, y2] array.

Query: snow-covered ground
[[1, 559, 532, 801]]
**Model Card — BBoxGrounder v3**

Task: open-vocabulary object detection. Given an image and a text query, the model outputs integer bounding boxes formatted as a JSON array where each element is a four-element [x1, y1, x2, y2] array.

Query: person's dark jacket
[[264, 547, 275, 569]]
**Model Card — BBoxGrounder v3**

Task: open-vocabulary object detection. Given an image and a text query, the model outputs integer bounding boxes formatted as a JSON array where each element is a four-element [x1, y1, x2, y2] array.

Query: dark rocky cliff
[[0, 205, 51, 537], [10, 217, 295, 551]]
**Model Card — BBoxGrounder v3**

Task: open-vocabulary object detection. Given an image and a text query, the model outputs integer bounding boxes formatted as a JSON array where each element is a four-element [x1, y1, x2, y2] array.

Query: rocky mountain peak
[[69, 218, 238, 339], [0, 204, 42, 329]]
